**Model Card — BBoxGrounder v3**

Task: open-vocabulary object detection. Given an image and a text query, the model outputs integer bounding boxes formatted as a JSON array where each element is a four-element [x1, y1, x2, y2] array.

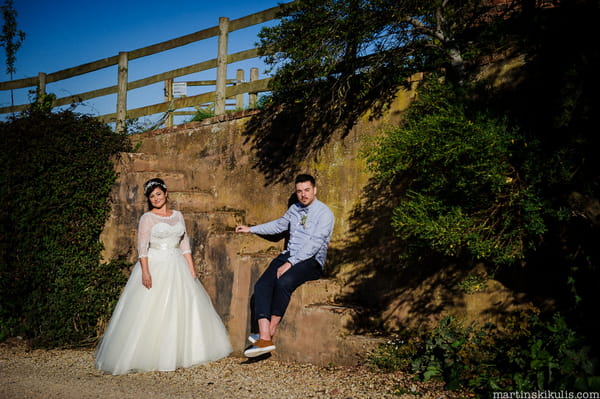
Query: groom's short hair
[[295, 174, 316, 186]]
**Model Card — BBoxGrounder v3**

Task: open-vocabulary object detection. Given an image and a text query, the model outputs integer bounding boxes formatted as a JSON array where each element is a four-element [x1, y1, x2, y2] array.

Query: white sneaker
[[243, 340, 276, 357]]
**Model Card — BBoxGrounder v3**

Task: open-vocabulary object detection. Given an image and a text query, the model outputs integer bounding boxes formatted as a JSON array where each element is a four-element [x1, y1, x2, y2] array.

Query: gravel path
[[0, 341, 453, 399]]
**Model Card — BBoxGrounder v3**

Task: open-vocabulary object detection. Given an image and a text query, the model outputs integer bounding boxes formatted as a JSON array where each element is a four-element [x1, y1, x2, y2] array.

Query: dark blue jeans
[[254, 253, 322, 320]]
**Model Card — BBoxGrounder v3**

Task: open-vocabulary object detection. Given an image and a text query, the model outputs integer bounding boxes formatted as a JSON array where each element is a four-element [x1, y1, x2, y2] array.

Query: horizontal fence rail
[[0, 3, 292, 130]]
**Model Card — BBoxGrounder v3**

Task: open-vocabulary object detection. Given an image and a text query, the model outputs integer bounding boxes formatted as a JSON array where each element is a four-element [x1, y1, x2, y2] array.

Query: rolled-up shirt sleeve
[[249, 209, 292, 236]]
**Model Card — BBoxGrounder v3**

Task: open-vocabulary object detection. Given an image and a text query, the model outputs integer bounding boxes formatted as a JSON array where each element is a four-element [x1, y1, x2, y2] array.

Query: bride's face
[[148, 187, 167, 209]]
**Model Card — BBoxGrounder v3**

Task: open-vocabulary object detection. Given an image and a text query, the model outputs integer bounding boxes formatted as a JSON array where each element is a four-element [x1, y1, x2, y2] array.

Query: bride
[[95, 178, 232, 375]]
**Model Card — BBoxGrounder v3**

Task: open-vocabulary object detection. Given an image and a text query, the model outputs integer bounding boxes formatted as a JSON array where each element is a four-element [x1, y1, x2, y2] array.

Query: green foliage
[[0, 0, 25, 76], [189, 107, 215, 122], [187, 106, 256, 122], [255, 94, 272, 110], [0, 105, 131, 347], [455, 273, 488, 294], [365, 77, 547, 266], [28, 92, 56, 114], [124, 116, 155, 135], [369, 311, 598, 396], [369, 334, 420, 373], [246, 0, 511, 182], [257, 0, 511, 129]]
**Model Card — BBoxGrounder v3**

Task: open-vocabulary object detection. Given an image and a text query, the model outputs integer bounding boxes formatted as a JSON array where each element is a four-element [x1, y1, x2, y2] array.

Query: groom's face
[[296, 181, 317, 207]]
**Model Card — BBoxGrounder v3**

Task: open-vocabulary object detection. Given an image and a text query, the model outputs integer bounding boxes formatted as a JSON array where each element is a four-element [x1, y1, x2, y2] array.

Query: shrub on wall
[[365, 77, 547, 267], [0, 105, 131, 347]]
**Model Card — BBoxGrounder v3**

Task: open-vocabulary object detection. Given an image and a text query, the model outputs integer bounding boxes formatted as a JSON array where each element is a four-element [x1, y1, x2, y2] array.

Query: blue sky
[[1, 0, 287, 124]]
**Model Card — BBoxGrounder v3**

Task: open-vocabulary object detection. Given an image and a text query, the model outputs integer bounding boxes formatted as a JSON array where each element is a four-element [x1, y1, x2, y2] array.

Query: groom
[[235, 174, 334, 357]]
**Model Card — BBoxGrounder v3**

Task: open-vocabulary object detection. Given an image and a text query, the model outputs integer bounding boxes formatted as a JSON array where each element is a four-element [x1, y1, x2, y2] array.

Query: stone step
[[109, 183, 241, 220], [111, 167, 187, 204], [196, 232, 360, 363], [139, 172, 187, 193], [168, 190, 218, 212], [233, 275, 371, 366], [197, 233, 287, 351], [118, 153, 224, 196], [188, 222, 282, 278], [206, 231, 285, 262], [184, 210, 246, 234], [275, 298, 384, 366], [290, 278, 345, 306], [122, 152, 160, 172]]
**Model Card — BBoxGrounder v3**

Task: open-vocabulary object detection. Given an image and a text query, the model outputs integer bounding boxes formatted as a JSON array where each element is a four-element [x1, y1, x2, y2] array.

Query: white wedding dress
[[95, 210, 232, 375]]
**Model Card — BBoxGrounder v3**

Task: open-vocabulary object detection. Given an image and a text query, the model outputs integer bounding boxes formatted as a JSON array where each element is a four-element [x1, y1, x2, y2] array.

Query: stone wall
[[99, 86, 530, 365], [99, 101, 405, 365]]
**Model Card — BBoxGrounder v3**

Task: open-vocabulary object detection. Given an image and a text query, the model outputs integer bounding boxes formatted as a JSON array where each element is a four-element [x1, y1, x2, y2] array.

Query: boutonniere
[[300, 215, 308, 228]]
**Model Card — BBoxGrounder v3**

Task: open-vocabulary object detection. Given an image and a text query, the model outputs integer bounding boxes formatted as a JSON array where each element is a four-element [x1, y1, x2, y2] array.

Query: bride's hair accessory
[[144, 178, 167, 197]]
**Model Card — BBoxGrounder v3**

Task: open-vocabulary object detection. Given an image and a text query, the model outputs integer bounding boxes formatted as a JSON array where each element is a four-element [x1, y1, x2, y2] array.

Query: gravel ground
[[0, 340, 454, 399]]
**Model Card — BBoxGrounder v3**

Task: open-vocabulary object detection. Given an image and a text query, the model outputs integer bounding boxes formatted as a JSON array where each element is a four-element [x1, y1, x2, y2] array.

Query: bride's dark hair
[[143, 178, 167, 209]]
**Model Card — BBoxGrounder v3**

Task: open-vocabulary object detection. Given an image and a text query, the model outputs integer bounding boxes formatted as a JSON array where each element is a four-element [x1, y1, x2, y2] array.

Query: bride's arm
[[137, 213, 153, 289], [176, 211, 196, 278], [183, 252, 196, 279], [140, 257, 152, 289], [177, 211, 192, 255]]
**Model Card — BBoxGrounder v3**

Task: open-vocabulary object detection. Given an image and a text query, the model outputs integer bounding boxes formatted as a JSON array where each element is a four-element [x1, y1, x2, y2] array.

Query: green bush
[[365, 77, 547, 267], [0, 106, 131, 347], [369, 310, 599, 396]]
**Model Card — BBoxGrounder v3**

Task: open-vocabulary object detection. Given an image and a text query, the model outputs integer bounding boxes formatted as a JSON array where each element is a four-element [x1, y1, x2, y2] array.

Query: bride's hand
[[142, 271, 152, 289]]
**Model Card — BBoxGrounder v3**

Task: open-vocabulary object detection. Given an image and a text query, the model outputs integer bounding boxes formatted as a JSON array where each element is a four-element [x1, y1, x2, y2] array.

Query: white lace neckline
[[150, 210, 176, 219]]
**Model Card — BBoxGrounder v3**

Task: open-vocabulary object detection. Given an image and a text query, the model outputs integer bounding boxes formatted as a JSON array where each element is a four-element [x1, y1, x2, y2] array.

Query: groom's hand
[[235, 225, 251, 233], [277, 262, 292, 279]]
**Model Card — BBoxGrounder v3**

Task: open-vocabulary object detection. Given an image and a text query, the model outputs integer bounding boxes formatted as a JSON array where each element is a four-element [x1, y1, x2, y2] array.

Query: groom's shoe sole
[[244, 343, 276, 358]]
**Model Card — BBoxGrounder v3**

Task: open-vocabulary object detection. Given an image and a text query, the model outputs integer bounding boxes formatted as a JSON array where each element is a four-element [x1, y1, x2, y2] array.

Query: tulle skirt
[[95, 247, 232, 375]]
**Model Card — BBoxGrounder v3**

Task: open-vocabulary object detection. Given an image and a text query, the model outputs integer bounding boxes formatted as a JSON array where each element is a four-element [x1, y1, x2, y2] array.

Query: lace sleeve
[[137, 213, 153, 258], [177, 211, 192, 255]]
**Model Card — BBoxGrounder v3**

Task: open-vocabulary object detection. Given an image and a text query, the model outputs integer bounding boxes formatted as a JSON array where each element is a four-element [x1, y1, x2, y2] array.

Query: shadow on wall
[[239, 105, 549, 336], [324, 178, 453, 332], [324, 178, 536, 334], [242, 103, 344, 185], [241, 81, 403, 186]]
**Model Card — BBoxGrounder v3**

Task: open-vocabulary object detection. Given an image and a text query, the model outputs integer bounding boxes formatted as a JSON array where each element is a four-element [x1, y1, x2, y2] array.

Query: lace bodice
[[137, 210, 192, 258]]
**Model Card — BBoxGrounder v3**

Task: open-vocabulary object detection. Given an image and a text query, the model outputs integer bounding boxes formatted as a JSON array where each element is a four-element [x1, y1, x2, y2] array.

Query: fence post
[[164, 78, 173, 128], [235, 69, 244, 110], [37, 72, 46, 102], [249, 67, 259, 109], [116, 51, 129, 133], [215, 17, 229, 116]]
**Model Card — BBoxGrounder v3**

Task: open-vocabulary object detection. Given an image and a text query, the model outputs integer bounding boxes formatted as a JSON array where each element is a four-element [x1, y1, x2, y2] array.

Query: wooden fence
[[0, 4, 290, 131]]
